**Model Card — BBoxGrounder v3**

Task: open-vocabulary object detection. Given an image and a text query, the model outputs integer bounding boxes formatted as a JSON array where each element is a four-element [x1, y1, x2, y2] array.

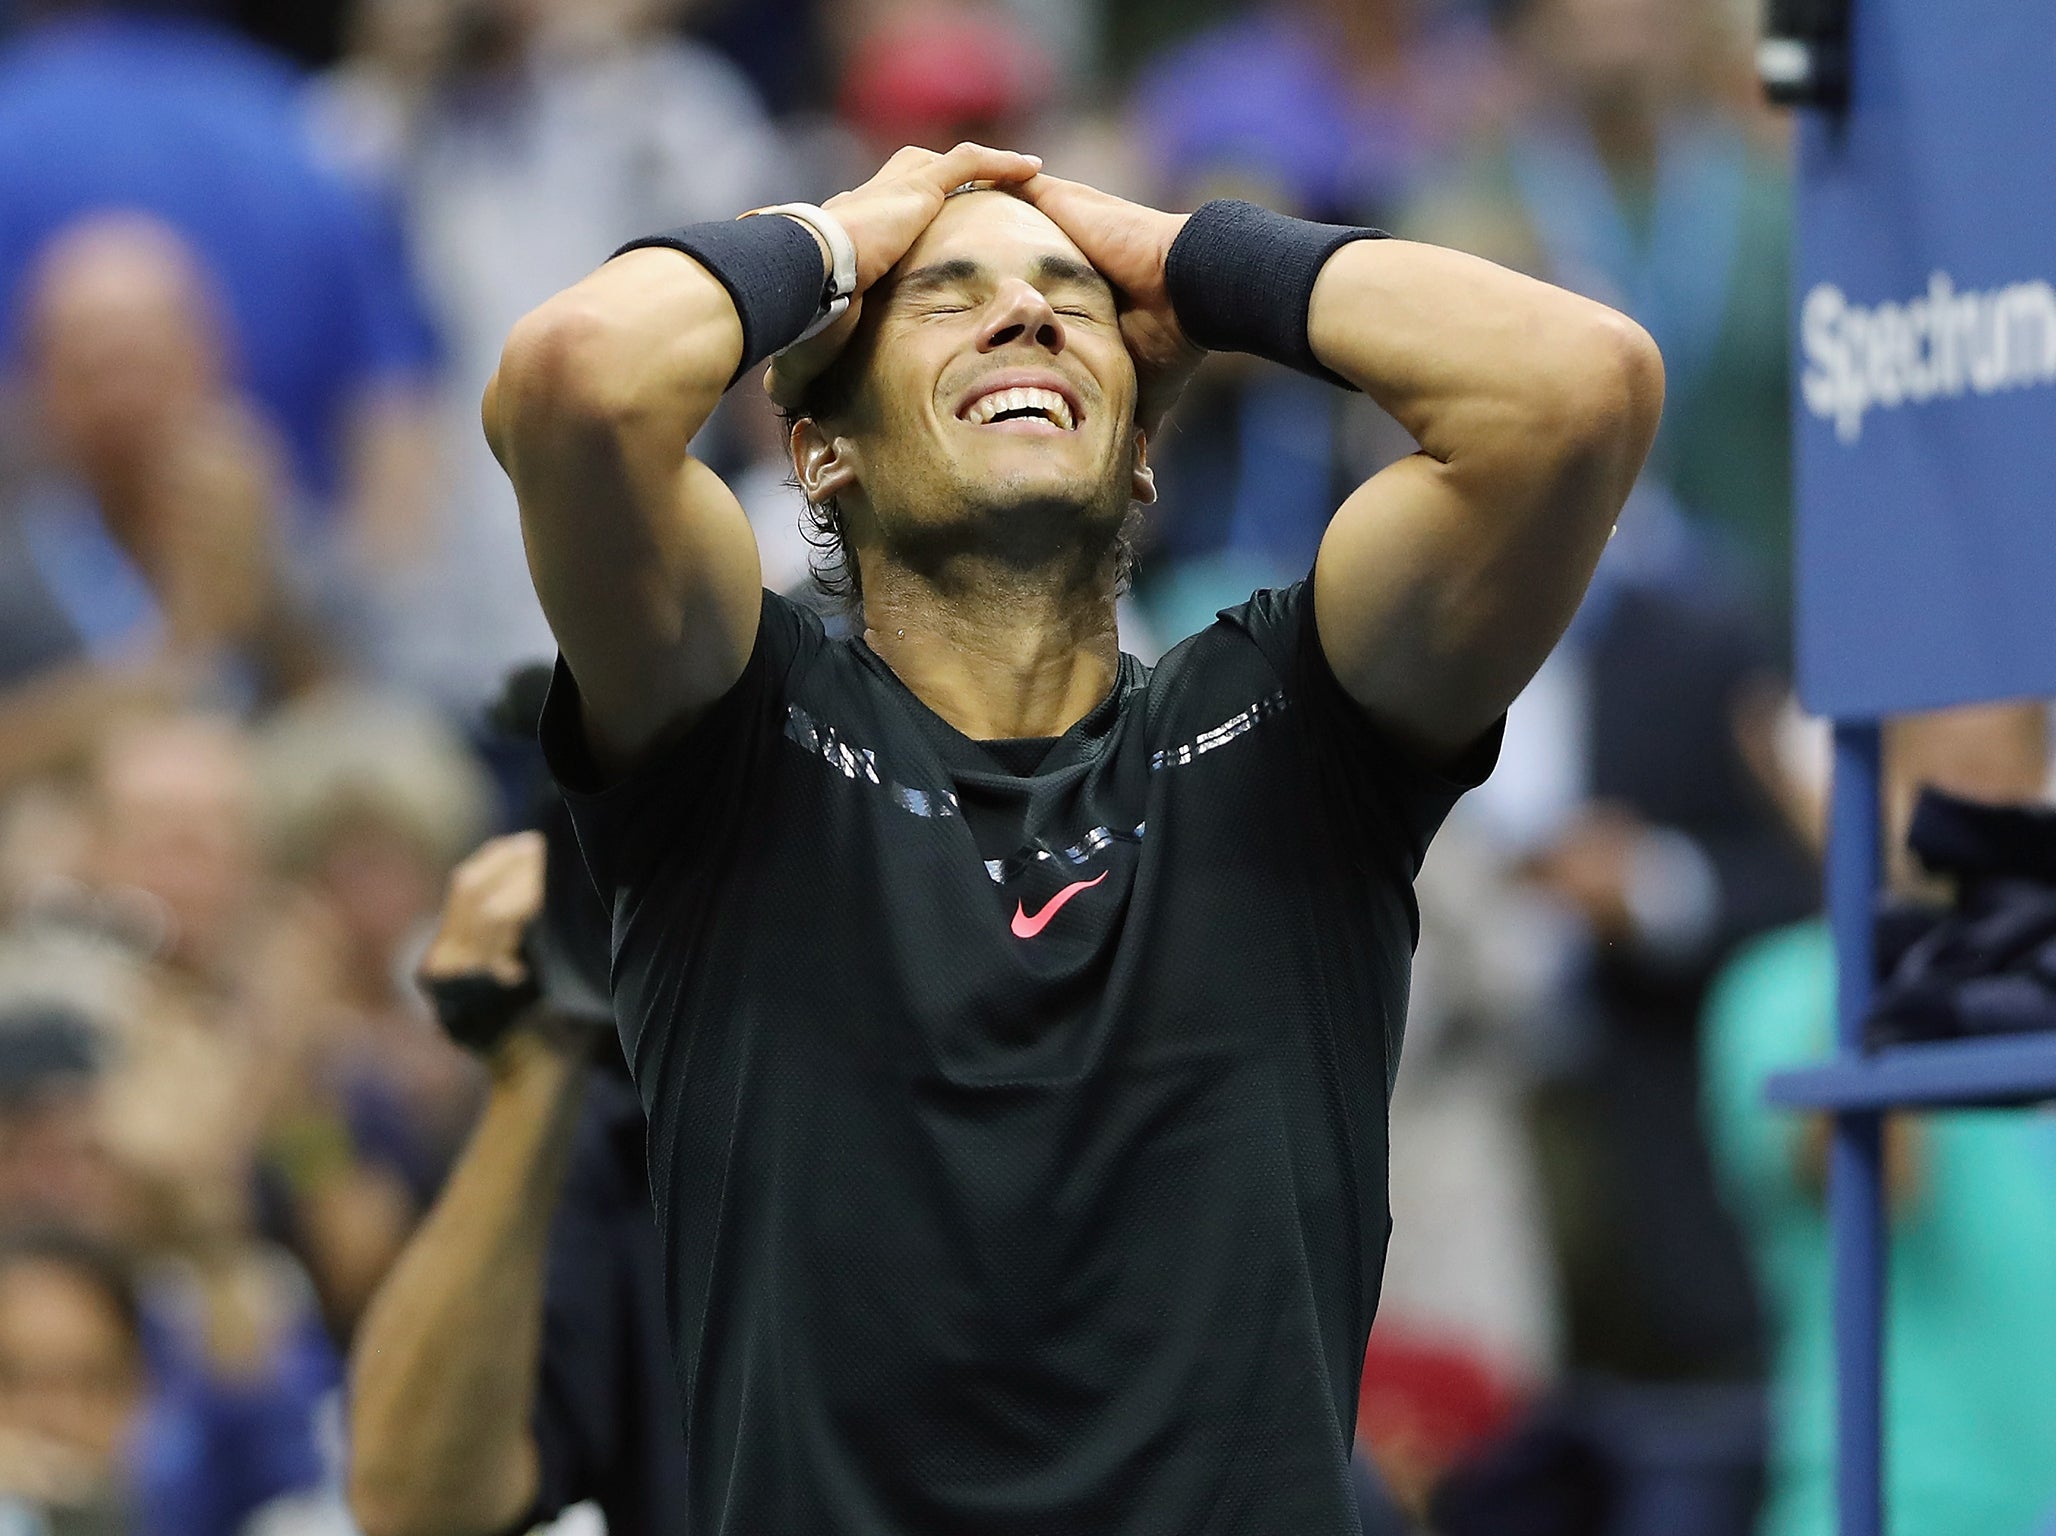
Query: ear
[[790, 415, 860, 505], [1129, 428, 1157, 506]]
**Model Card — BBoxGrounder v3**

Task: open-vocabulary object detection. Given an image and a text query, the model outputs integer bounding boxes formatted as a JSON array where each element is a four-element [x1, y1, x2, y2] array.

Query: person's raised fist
[[421, 831, 546, 989]]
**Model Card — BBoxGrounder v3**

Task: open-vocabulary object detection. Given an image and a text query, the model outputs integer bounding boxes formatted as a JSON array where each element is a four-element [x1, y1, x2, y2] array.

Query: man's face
[[801, 191, 1150, 586]]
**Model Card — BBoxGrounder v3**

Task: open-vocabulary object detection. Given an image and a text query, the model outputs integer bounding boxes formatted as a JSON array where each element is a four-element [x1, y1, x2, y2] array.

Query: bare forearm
[[347, 1034, 589, 1536], [1308, 238, 1661, 494]]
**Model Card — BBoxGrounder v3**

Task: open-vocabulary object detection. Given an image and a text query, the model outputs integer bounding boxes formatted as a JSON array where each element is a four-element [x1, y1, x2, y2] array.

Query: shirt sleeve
[[1221, 578, 1503, 887], [538, 590, 815, 899]]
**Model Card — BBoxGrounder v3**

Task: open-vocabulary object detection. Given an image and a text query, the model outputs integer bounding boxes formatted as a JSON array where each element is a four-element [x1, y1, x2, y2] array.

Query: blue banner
[[1795, 0, 2056, 716]]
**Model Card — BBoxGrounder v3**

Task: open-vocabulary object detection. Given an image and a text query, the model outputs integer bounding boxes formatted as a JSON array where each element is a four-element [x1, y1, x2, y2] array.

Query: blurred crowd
[[0, 0, 2049, 1533]]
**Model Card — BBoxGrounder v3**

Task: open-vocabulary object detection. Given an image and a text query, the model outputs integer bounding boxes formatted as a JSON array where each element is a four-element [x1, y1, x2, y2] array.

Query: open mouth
[[959, 385, 1078, 432]]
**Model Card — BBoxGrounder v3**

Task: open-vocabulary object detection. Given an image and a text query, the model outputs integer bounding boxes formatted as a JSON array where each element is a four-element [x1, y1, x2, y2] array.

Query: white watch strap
[[745, 202, 857, 344]]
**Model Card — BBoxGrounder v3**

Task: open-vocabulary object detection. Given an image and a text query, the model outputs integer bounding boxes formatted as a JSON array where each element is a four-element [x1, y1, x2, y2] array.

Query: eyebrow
[[892, 254, 1115, 305]]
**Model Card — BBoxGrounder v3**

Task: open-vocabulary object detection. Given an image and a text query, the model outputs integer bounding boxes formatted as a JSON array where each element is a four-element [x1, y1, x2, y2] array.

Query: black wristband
[[1164, 200, 1387, 386], [612, 216, 827, 387], [421, 968, 542, 1056]]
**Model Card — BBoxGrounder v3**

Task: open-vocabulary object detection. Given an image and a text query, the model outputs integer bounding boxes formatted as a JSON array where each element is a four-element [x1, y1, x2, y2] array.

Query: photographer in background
[[345, 821, 684, 1536]]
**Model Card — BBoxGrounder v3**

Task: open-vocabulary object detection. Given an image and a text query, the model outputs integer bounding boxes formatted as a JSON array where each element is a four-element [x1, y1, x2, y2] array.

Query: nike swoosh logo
[[1010, 871, 1108, 939]]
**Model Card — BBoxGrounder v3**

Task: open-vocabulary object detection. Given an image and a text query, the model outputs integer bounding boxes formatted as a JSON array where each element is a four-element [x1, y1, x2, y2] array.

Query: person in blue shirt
[[0, 213, 327, 795], [0, 1163, 340, 1536], [0, 0, 438, 557]]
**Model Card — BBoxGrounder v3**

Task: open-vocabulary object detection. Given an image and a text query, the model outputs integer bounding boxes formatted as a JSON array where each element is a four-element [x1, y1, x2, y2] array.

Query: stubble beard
[[874, 453, 1133, 596]]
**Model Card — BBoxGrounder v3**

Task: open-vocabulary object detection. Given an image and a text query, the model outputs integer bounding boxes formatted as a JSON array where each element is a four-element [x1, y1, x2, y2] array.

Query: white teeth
[[964, 385, 1074, 430]]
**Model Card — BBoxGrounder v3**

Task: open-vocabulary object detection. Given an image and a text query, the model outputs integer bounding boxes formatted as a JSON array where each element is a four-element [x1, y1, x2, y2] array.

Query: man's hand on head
[[1014, 175, 1203, 432], [766, 142, 1043, 409]]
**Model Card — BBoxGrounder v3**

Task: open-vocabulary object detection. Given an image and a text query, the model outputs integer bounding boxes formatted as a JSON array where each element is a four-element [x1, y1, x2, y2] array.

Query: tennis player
[[484, 141, 1661, 1535]]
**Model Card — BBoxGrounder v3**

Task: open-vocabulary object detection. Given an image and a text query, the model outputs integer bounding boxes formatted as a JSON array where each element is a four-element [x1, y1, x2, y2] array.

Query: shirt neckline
[[846, 636, 1143, 780]]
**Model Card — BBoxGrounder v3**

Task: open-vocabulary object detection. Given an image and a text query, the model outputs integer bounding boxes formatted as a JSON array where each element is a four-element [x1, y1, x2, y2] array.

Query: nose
[[979, 278, 1065, 356]]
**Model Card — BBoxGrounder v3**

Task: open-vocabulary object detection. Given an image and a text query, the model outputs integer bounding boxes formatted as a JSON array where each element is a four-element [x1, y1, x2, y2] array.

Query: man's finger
[[928, 142, 1042, 190], [1014, 172, 1098, 210], [879, 145, 940, 175]]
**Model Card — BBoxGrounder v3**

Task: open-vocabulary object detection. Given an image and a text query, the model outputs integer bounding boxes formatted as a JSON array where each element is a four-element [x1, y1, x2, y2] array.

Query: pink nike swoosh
[[1010, 871, 1109, 939]]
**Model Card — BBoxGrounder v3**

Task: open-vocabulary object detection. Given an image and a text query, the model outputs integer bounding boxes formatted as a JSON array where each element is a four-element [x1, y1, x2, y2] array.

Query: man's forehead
[[892, 190, 1104, 287]]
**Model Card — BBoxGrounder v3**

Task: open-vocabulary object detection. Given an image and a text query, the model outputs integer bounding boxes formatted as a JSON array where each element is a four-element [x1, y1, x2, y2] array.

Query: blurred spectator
[[78, 713, 266, 998], [1440, 493, 1814, 1536], [0, 215, 327, 798], [1133, 0, 1499, 228], [0, 1222, 342, 1536], [1404, 0, 1792, 636], [0, 1228, 149, 1532], [0, 712, 399, 1532], [0, 1004, 125, 1242], [1120, 0, 1498, 643], [246, 685, 490, 1334], [12, 703, 461, 1341], [691, 0, 830, 119], [0, 973, 348, 1533], [837, 2, 1058, 159], [0, 0, 441, 571], [1704, 702, 2056, 1536], [307, 0, 780, 706], [1365, 815, 1571, 1516], [255, 687, 488, 1041]]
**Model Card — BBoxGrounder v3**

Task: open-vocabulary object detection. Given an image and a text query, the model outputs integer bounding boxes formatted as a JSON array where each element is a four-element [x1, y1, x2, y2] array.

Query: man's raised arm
[[483, 240, 773, 777], [1303, 237, 1663, 761], [484, 143, 1043, 778], [1015, 181, 1661, 765]]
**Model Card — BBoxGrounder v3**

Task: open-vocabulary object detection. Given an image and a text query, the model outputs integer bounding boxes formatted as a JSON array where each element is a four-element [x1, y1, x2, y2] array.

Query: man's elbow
[[487, 299, 642, 449], [1560, 309, 1666, 477]]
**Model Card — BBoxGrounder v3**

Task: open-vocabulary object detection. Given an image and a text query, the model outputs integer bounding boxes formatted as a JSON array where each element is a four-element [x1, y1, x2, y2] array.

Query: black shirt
[[523, 1057, 689, 1535], [543, 580, 1494, 1536]]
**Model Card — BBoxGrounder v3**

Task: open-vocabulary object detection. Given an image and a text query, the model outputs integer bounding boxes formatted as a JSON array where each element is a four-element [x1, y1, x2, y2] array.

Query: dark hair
[[0, 1003, 102, 1109], [778, 358, 1148, 611], [778, 343, 870, 606]]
